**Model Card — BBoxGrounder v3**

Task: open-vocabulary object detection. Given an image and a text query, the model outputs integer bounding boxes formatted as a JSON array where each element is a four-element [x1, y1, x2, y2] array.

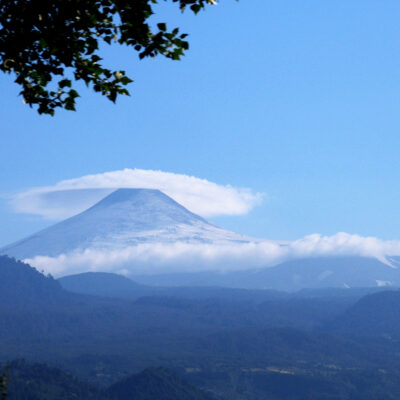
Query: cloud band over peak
[[24, 232, 400, 278], [11, 168, 264, 220]]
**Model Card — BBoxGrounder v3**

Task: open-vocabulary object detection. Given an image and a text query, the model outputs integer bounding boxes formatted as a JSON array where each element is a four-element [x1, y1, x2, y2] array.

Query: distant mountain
[[329, 289, 400, 337], [59, 272, 149, 299], [132, 256, 400, 291], [106, 367, 215, 400], [0, 188, 254, 260], [58, 271, 289, 302], [58, 271, 392, 306]]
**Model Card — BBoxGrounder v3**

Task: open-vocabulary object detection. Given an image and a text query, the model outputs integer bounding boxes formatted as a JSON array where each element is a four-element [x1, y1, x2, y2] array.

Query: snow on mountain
[[0, 188, 259, 260], [3, 188, 399, 289]]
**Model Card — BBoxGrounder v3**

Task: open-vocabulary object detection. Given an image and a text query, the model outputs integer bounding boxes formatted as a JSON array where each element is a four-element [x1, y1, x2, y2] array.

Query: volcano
[[1, 188, 255, 260], [2, 188, 397, 291]]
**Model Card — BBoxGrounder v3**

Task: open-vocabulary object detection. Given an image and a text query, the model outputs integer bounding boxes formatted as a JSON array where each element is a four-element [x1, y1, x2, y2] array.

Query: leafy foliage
[[0, 367, 8, 400], [0, 0, 217, 115]]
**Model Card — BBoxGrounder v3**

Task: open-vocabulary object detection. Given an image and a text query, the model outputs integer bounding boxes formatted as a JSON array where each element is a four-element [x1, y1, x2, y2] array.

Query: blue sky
[[2, 0, 400, 247]]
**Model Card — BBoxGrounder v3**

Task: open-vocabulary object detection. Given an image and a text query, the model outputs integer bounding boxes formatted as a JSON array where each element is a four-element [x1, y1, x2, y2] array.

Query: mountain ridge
[[1, 188, 254, 260]]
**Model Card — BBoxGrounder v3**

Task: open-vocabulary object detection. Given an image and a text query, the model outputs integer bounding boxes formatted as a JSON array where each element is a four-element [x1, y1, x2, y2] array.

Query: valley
[[2, 255, 400, 399]]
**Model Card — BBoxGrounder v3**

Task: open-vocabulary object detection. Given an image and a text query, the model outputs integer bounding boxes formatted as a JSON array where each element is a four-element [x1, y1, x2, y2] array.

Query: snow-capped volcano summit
[[3, 188, 399, 289], [1, 188, 255, 260]]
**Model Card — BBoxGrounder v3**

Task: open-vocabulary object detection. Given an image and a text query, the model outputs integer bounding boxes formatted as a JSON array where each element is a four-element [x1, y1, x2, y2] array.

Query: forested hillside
[[1, 361, 214, 400], [2, 256, 400, 399]]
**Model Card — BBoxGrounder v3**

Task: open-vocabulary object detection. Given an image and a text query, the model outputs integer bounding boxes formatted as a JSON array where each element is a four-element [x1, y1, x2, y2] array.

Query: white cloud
[[25, 241, 286, 277], [25, 232, 400, 277], [11, 169, 264, 220], [288, 232, 400, 266], [11, 171, 400, 278]]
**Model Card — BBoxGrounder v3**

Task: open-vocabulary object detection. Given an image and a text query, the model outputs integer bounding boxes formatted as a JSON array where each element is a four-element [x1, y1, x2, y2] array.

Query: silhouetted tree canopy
[[0, 0, 217, 115], [0, 367, 8, 400]]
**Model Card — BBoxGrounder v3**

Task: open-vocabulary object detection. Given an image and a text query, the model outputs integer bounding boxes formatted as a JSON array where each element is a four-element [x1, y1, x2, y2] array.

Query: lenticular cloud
[[11, 168, 264, 219]]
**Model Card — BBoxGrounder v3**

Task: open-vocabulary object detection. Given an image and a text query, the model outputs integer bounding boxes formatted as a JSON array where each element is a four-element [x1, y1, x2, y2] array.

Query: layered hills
[[131, 256, 400, 291], [2, 188, 400, 399], [2, 256, 400, 399]]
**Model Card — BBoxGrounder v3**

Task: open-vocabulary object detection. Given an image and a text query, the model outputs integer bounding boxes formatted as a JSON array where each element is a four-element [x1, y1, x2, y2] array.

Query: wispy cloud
[[25, 232, 400, 277], [11, 169, 264, 219]]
